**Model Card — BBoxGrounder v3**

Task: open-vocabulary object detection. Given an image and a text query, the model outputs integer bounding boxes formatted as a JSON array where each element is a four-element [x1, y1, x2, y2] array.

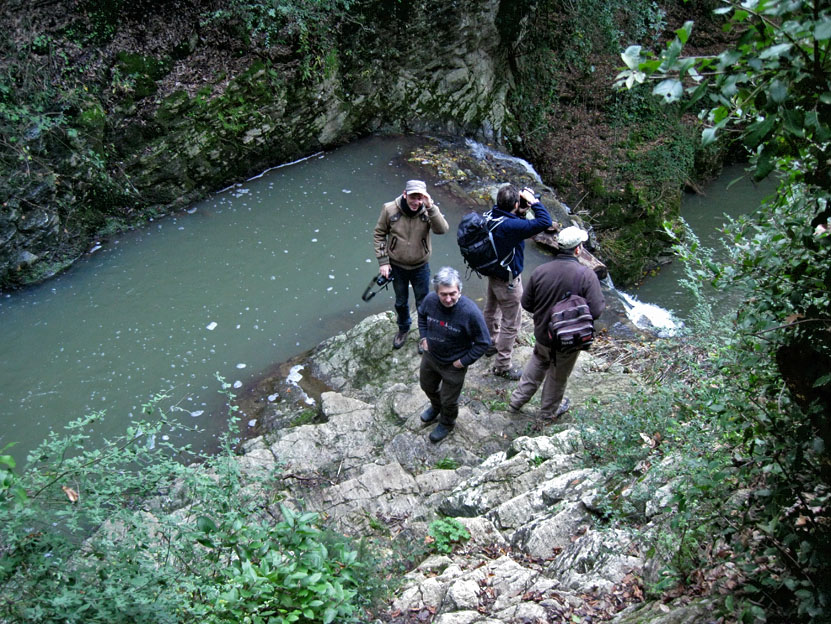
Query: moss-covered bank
[[1, 0, 726, 290]]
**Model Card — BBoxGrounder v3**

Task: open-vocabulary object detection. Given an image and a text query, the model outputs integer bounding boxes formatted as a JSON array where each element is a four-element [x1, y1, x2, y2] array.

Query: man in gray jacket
[[374, 180, 449, 350], [509, 226, 605, 419]]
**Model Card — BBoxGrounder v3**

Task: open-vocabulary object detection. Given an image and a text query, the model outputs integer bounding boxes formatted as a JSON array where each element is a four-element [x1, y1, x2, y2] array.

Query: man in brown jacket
[[509, 226, 606, 419], [374, 180, 449, 349]]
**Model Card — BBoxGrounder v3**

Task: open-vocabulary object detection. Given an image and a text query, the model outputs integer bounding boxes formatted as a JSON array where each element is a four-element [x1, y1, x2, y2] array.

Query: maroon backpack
[[547, 276, 595, 353]]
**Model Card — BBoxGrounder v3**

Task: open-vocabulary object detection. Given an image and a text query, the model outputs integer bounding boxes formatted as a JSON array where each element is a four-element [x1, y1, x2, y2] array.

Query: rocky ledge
[[232, 311, 714, 623]]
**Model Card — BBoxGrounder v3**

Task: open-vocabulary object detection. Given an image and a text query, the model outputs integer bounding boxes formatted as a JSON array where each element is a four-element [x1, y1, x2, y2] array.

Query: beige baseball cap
[[557, 226, 588, 249], [405, 180, 427, 195]]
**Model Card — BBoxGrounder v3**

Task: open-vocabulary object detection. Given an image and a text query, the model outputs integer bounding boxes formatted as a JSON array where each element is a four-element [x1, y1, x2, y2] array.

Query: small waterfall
[[601, 275, 682, 337], [465, 139, 544, 185], [465, 141, 681, 338]]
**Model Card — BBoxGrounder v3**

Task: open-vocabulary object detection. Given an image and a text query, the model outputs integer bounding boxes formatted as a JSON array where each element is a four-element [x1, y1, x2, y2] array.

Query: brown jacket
[[373, 196, 449, 270], [522, 254, 606, 348]]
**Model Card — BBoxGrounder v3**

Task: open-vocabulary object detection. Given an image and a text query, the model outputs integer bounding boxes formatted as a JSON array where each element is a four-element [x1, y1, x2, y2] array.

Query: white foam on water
[[618, 291, 683, 337], [286, 364, 304, 384]]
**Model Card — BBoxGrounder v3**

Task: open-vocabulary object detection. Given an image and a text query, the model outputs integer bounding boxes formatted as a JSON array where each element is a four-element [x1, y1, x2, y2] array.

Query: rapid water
[[622, 164, 778, 333], [0, 135, 552, 461]]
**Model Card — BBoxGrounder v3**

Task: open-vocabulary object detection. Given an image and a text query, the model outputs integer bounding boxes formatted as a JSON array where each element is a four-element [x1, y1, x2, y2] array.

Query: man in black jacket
[[418, 267, 490, 442], [509, 226, 605, 419]]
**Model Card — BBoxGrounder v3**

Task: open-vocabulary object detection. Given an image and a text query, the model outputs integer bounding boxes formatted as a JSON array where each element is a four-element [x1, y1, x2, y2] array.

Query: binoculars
[[519, 190, 541, 209]]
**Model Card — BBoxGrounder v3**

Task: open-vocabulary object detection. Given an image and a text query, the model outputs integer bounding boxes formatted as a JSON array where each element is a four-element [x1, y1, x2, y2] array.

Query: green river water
[[0, 137, 775, 464]]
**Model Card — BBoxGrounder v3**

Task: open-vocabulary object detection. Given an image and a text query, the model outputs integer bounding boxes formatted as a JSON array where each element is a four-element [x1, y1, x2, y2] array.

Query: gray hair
[[432, 266, 462, 292]]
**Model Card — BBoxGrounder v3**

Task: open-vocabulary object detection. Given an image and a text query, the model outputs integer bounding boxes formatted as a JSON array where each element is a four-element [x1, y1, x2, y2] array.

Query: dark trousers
[[392, 263, 430, 332], [419, 352, 468, 426]]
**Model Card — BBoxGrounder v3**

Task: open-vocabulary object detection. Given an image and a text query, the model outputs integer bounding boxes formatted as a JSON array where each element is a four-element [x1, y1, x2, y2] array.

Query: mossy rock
[[115, 51, 173, 99]]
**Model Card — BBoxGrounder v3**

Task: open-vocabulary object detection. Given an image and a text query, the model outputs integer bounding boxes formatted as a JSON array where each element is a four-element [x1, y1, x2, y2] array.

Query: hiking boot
[[492, 366, 522, 381], [420, 405, 440, 425], [429, 422, 453, 443], [392, 330, 409, 349], [484, 343, 497, 357], [541, 398, 571, 421]]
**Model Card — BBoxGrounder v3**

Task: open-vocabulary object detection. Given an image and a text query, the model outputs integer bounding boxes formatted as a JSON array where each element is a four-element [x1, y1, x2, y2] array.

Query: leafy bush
[[580, 209, 829, 620], [426, 518, 470, 554], [0, 383, 376, 623], [612, 3, 831, 618]]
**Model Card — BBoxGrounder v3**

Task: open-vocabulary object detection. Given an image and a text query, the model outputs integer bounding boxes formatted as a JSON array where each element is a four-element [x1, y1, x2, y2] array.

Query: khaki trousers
[[509, 342, 580, 417], [483, 274, 522, 370]]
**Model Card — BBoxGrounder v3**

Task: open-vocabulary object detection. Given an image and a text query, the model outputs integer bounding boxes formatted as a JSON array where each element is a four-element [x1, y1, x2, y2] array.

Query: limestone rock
[[229, 312, 694, 622]]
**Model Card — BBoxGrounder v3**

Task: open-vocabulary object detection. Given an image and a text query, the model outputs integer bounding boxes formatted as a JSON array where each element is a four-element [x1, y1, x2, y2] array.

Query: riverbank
[[231, 309, 716, 623]]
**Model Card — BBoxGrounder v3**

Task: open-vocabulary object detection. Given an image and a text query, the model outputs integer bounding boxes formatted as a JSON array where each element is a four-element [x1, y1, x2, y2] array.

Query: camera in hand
[[362, 272, 393, 301], [519, 190, 541, 209]]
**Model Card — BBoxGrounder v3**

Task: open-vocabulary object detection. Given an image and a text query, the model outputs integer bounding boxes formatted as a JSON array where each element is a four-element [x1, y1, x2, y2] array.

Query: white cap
[[405, 180, 427, 195], [557, 226, 588, 249]]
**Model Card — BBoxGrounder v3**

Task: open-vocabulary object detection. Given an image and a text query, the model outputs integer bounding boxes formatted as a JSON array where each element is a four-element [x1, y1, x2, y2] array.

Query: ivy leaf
[[759, 43, 792, 60], [745, 116, 777, 146], [702, 127, 718, 146], [769, 79, 788, 103], [653, 79, 683, 103], [197, 515, 218, 533], [812, 372, 831, 388], [814, 19, 831, 41], [676, 21, 694, 44], [621, 45, 643, 70]]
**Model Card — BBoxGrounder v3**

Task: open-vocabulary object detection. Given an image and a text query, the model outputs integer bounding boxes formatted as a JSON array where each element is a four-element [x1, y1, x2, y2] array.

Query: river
[[0, 141, 776, 463], [625, 164, 778, 333], [0, 135, 554, 462]]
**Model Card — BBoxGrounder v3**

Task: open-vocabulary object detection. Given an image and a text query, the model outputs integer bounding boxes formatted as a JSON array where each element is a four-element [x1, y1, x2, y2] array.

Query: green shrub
[[0, 382, 376, 623], [427, 518, 470, 554], [434, 457, 459, 470]]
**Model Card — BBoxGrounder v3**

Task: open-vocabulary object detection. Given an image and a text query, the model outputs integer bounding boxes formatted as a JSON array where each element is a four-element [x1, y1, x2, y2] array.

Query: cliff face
[[1, 0, 513, 288], [1, 1, 720, 290]]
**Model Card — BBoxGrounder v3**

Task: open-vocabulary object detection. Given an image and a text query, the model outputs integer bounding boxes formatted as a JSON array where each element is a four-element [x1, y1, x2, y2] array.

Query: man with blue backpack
[[479, 185, 552, 379]]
